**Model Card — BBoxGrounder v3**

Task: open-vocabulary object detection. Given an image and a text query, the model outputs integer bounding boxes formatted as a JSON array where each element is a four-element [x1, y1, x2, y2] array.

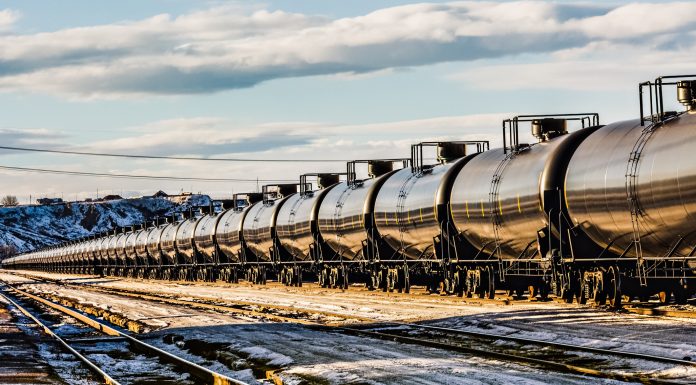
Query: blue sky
[[0, 1, 694, 202]]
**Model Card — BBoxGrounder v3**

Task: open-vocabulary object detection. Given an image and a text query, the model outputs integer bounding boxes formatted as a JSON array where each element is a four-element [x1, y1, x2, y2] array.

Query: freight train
[[4, 75, 696, 307]]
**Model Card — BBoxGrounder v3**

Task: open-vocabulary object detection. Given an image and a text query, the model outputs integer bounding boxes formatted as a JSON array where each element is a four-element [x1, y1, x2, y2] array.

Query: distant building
[[37, 197, 64, 205], [101, 194, 123, 201], [166, 192, 194, 204]]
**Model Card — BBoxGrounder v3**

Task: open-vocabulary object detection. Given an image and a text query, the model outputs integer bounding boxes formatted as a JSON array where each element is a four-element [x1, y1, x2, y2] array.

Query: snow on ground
[[4, 271, 696, 384], [145, 322, 634, 385]]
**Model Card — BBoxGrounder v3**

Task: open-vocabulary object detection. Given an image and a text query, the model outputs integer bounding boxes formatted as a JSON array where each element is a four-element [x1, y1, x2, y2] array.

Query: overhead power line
[[0, 145, 350, 163], [0, 165, 294, 183]]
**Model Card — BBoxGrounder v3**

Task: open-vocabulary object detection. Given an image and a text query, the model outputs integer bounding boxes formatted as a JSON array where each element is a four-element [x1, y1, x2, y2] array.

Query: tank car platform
[[0, 298, 63, 384]]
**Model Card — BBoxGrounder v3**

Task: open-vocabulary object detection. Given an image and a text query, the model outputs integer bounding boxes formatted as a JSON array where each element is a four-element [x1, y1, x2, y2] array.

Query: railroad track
[[9, 273, 696, 384], [0, 283, 249, 385]]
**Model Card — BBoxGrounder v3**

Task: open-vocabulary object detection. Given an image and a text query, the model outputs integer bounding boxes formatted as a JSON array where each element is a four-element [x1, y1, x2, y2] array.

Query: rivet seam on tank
[[499, 199, 503, 215], [465, 201, 470, 219], [517, 194, 522, 213], [480, 200, 485, 217], [420, 207, 424, 223]]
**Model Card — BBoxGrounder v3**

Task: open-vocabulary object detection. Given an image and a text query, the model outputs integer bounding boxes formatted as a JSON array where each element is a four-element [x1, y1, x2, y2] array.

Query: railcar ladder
[[395, 174, 416, 255], [489, 152, 515, 281], [625, 123, 660, 287]]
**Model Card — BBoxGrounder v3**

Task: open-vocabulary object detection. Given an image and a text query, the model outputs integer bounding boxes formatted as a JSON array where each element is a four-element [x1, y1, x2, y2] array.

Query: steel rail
[[2, 283, 249, 385], [0, 289, 122, 385], [335, 325, 686, 385], [19, 273, 696, 369], [12, 273, 695, 384], [361, 322, 696, 368]]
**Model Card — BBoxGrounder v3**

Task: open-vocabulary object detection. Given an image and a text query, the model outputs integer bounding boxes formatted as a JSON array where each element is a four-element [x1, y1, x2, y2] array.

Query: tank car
[[124, 229, 138, 277], [242, 184, 298, 284], [275, 173, 343, 287], [562, 75, 696, 306], [146, 221, 168, 279], [373, 141, 489, 293], [174, 210, 204, 281], [316, 160, 407, 289], [449, 114, 600, 299], [134, 225, 151, 278], [214, 193, 262, 282]]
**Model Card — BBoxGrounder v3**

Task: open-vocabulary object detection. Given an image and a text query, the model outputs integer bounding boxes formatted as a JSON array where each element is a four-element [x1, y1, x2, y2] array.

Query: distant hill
[[0, 195, 212, 255]]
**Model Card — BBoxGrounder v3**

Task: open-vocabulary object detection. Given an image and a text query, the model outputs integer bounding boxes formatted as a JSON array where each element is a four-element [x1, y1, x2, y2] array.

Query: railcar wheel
[[658, 290, 672, 304], [514, 288, 524, 299], [454, 270, 463, 297], [403, 265, 410, 294], [538, 284, 549, 301], [368, 270, 378, 291], [387, 269, 396, 292], [527, 285, 536, 300], [577, 278, 588, 305], [486, 268, 496, 299], [592, 272, 606, 305], [674, 286, 688, 305], [341, 268, 349, 290], [606, 266, 622, 309], [476, 268, 489, 299]]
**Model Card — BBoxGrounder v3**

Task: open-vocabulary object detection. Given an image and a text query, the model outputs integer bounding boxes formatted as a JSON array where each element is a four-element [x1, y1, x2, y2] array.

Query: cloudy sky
[[0, 0, 694, 202]]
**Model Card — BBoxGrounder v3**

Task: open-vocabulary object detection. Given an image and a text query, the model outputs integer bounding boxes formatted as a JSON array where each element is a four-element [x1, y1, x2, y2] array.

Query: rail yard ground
[[1, 271, 695, 385]]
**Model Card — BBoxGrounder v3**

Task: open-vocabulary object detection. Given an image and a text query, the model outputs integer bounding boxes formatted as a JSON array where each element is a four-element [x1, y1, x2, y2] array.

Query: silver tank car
[[175, 217, 201, 265], [159, 222, 180, 265], [318, 161, 399, 261], [106, 235, 119, 265], [116, 233, 128, 265], [125, 231, 138, 266], [565, 112, 696, 264], [146, 225, 165, 265], [97, 237, 110, 266], [374, 143, 482, 260], [215, 194, 261, 263], [451, 116, 600, 259], [135, 228, 150, 265], [243, 185, 297, 262], [216, 209, 246, 263], [194, 213, 220, 264], [276, 174, 340, 262]]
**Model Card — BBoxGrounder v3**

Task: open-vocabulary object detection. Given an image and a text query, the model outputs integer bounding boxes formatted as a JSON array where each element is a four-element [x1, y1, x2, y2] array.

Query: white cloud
[[0, 9, 20, 31], [451, 39, 696, 91], [1, 2, 694, 97], [78, 113, 506, 157]]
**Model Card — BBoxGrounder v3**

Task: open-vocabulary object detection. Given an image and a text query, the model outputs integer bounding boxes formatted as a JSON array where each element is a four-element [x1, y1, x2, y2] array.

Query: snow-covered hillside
[[0, 195, 212, 254]]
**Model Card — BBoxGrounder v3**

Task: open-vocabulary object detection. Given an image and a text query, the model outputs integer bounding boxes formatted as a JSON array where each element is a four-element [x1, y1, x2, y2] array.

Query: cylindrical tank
[[97, 237, 109, 265], [124, 232, 138, 266], [193, 213, 220, 264], [242, 201, 281, 262], [135, 229, 150, 265], [374, 163, 455, 260], [216, 209, 247, 263], [275, 187, 335, 262], [565, 113, 696, 263], [317, 175, 392, 261], [159, 223, 180, 265], [115, 233, 128, 266], [450, 128, 597, 259], [106, 235, 119, 265], [146, 225, 166, 265], [175, 217, 202, 265]]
